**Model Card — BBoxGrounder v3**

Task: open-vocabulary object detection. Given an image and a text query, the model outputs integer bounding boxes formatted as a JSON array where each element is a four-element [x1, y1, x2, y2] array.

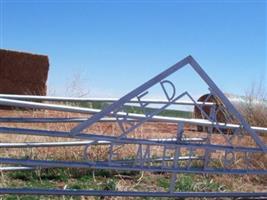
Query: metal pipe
[[0, 117, 130, 123], [0, 98, 266, 133], [0, 97, 101, 114], [0, 138, 205, 148], [0, 156, 200, 171], [0, 188, 265, 198], [0, 166, 37, 171], [0, 94, 214, 106], [0, 157, 266, 175], [0, 126, 264, 153]]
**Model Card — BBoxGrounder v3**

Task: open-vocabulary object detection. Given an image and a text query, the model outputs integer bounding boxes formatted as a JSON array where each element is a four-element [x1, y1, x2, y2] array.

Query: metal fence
[[0, 55, 266, 198]]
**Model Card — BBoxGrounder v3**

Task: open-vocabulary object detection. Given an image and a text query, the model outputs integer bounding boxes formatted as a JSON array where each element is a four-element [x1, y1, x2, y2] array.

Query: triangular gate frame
[[71, 55, 266, 152]]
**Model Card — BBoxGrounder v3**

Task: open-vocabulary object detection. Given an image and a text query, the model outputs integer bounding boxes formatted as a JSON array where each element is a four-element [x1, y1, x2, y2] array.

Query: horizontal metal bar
[[0, 157, 266, 175], [0, 138, 205, 148], [0, 97, 101, 114], [0, 188, 266, 197], [0, 98, 184, 118], [0, 166, 37, 171], [0, 126, 264, 153], [0, 94, 215, 106], [0, 140, 109, 148], [1, 117, 266, 135], [0, 117, 132, 123], [0, 117, 86, 123], [0, 98, 266, 133], [115, 156, 201, 163], [0, 156, 201, 171], [0, 117, 174, 123]]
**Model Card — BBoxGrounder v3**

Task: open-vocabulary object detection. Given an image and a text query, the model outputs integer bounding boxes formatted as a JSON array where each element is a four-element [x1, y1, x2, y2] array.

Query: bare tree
[[238, 81, 267, 127]]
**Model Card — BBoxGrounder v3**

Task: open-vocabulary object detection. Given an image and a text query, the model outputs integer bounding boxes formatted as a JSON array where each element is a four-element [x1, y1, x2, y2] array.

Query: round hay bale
[[194, 94, 227, 132]]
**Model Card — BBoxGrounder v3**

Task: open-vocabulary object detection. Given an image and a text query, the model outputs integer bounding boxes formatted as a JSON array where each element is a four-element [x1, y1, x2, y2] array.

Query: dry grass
[[0, 106, 266, 199], [236, 83, 267, 128]]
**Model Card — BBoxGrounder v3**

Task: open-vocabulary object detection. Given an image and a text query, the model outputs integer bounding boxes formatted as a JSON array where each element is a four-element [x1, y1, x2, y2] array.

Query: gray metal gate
[[0, 55, 266, 198]]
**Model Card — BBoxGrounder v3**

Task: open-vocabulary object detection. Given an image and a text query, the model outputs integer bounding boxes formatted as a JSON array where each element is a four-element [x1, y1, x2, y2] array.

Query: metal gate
[[0, 55, 266, 198]]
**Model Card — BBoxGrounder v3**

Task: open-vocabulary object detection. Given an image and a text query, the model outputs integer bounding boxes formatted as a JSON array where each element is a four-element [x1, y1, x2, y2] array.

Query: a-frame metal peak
[[71, 55, 192, 133], [71, 56, 266, 152]]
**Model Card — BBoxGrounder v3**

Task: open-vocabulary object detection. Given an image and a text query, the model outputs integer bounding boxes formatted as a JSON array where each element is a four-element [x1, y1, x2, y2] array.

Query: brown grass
[[0, 107, 266, 197]]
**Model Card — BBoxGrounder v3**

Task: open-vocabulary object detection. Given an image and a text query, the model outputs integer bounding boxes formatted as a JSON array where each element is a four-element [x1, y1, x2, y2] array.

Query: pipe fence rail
[[0, 56, 266, 198]]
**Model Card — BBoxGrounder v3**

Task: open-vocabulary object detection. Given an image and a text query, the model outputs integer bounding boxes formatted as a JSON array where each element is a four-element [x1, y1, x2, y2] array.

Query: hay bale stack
[[0, 49, 49, 95]]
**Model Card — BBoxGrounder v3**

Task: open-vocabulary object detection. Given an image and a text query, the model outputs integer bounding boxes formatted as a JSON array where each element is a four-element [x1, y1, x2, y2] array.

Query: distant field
[[71, 101, 193, 118]]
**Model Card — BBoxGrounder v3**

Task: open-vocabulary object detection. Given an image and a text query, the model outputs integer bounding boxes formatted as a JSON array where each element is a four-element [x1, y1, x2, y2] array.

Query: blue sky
[[0, 0, 266, 98]]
